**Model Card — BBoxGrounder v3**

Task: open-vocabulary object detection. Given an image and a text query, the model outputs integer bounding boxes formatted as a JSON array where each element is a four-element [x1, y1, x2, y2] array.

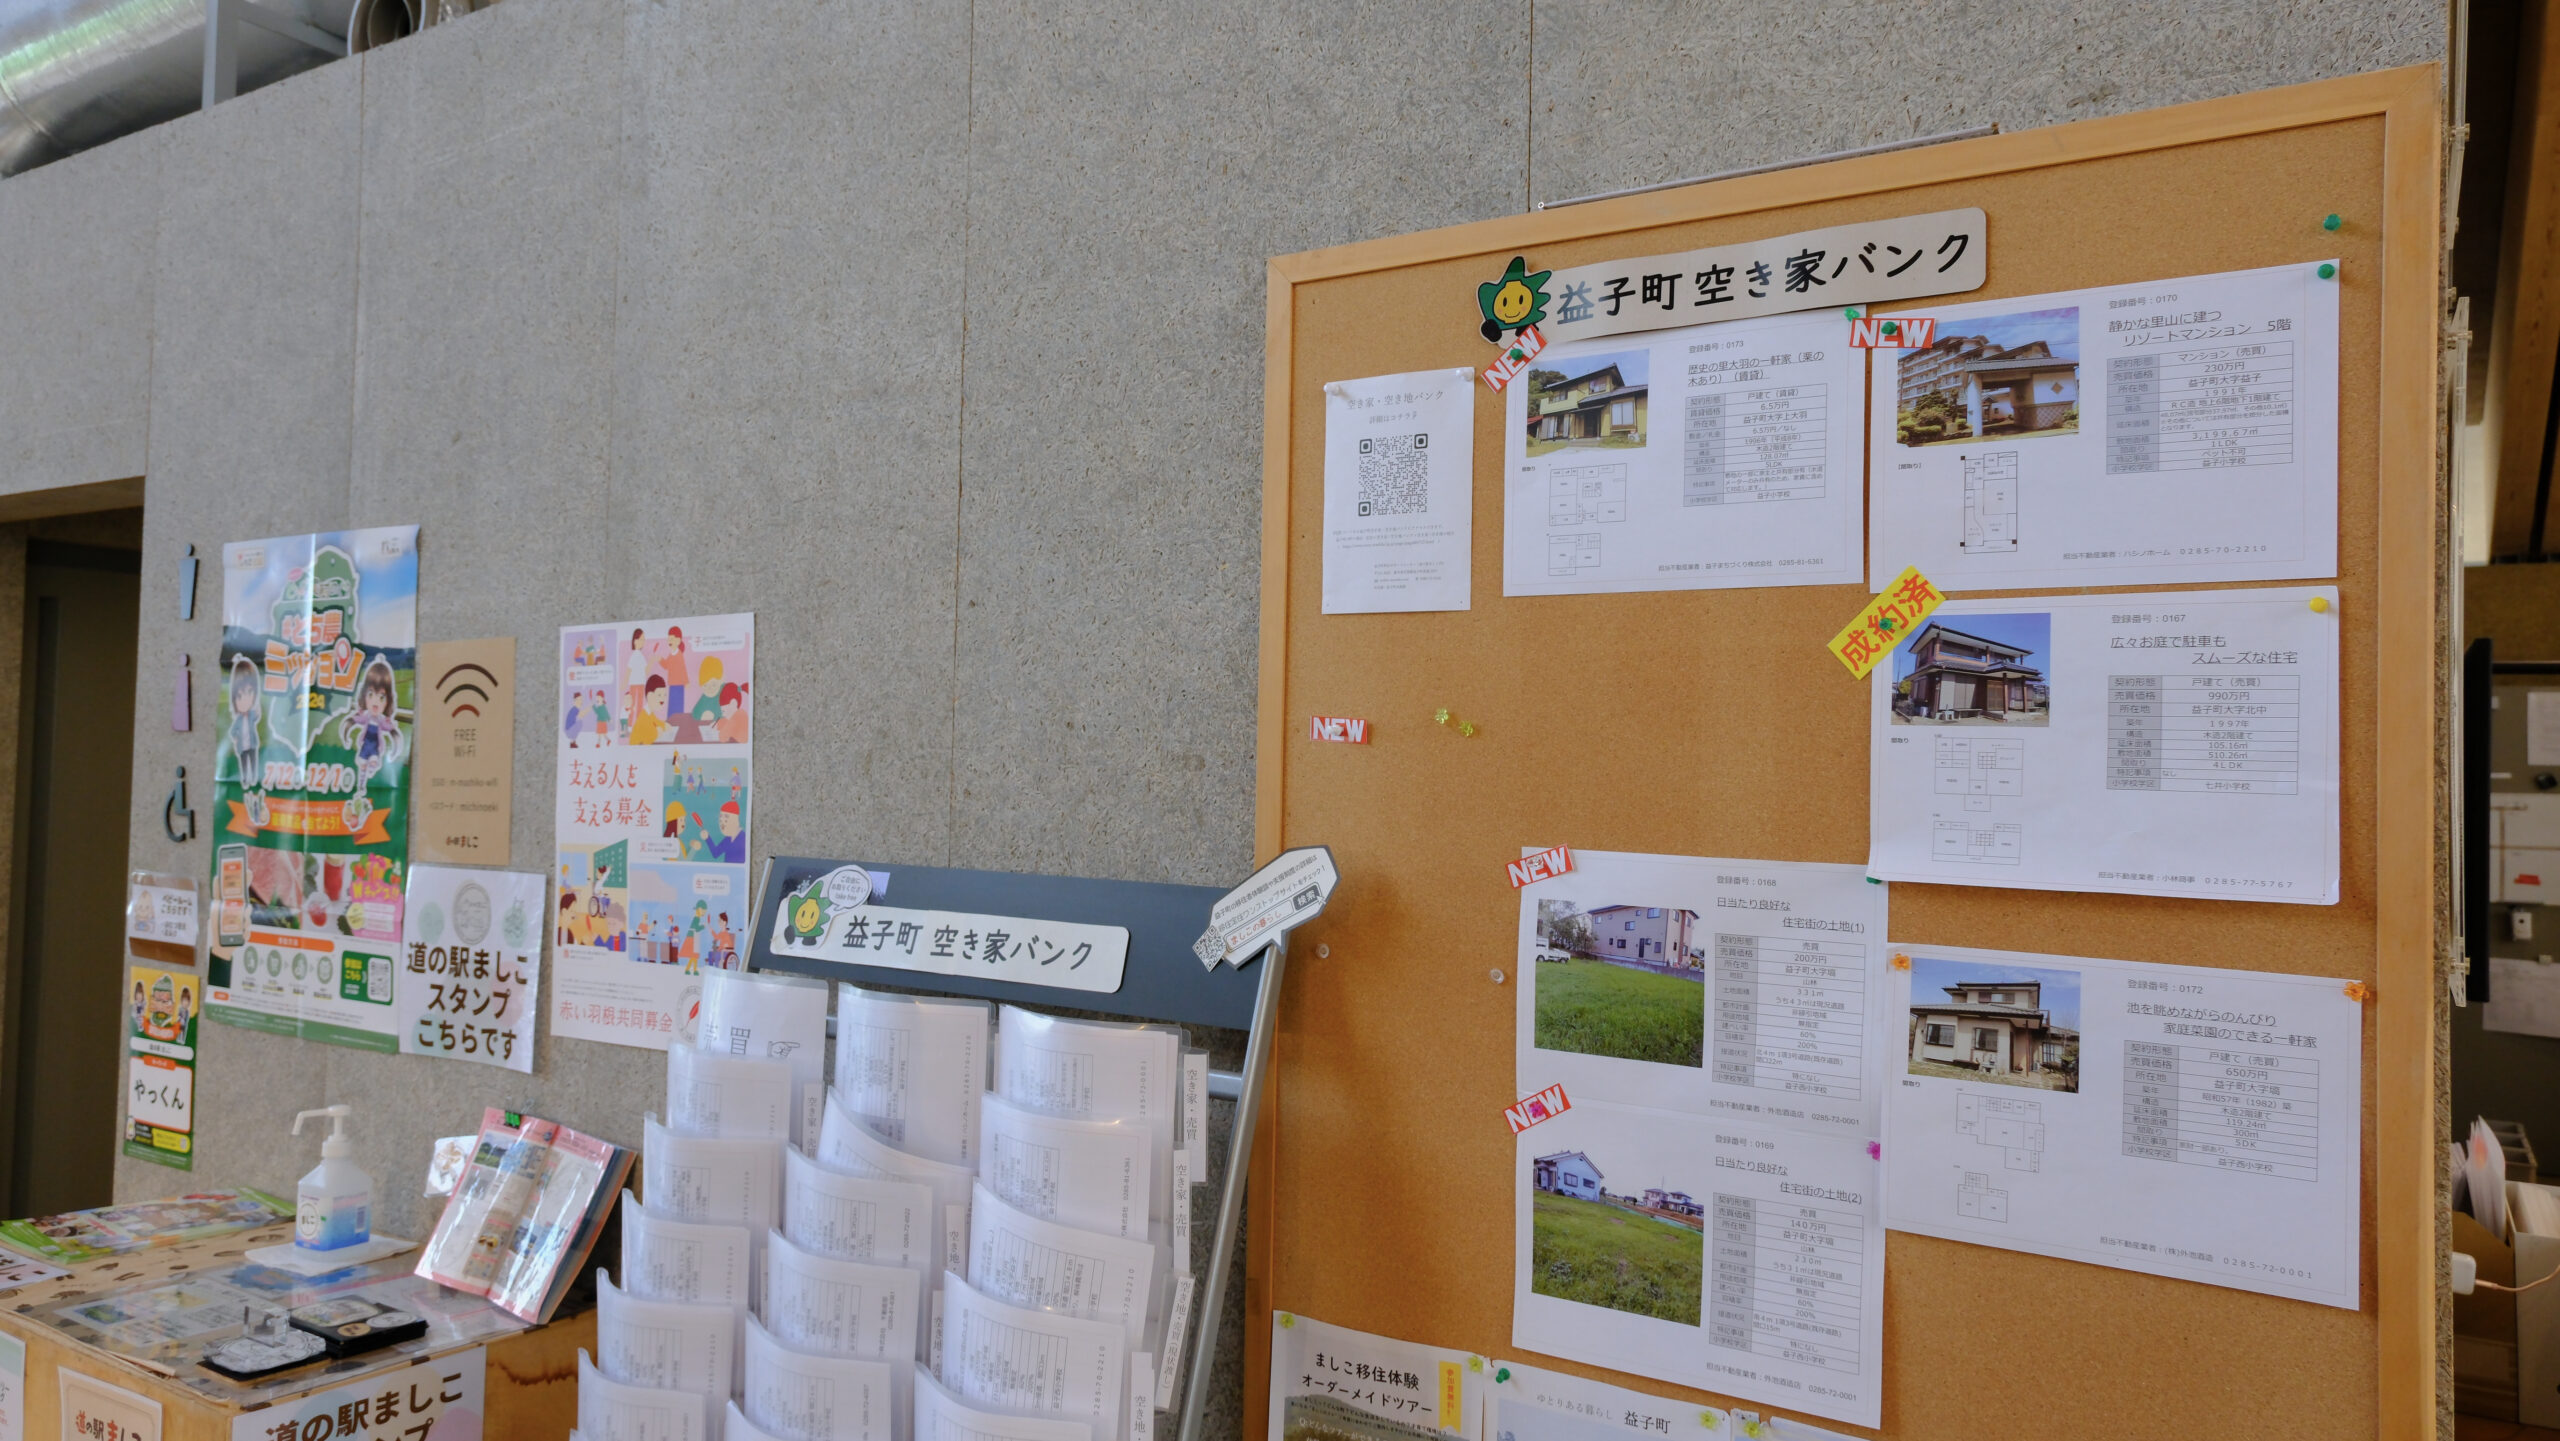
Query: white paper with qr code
[[1502, 309, 1865, 596], [1323, 369, 1475, 613]]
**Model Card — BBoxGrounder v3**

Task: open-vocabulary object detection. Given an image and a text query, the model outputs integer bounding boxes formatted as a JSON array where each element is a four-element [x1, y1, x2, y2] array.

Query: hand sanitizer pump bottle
[[291, 1105, 372, 1251]]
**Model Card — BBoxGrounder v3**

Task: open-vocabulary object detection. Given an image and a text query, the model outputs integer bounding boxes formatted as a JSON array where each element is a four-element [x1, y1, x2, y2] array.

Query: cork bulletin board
[[1247, 68, 2443, 1440]]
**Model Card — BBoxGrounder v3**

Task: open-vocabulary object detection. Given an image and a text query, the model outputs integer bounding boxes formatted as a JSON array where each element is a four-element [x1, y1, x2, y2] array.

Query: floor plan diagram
[[1957, 1171, 2011, 1222], [1959, 451, 2020, 552], [1933, 736, 2025, 812], [1958, 1092, 2045, 1172], [1545, 533, 1604, 576], [1548, 464, 1629, 526], [1930, 819, 2023, 865]]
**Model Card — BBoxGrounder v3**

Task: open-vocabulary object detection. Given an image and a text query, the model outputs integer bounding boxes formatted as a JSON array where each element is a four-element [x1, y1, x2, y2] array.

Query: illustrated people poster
[[204, 527, 419, 1051], [554, 614, 754, 1050], [122, 967, 199, 1171]]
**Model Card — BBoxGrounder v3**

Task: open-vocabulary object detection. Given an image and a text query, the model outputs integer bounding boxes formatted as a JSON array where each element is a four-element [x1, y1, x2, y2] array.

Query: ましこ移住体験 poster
[[205, 527, 419, 1052], [553, 615, 754, 1050]]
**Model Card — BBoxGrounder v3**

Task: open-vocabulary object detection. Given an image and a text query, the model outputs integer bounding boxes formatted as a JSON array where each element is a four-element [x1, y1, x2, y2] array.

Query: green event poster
[[205, 527, 419, 1052]]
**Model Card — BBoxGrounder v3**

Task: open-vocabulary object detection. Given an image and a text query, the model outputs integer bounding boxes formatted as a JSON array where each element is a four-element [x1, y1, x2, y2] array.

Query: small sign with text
[[1507, 846, 1574, 889]]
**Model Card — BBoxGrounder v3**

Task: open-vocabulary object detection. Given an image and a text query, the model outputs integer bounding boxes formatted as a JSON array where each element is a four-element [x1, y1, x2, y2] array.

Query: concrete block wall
[[0, 0, 2443, 1433]]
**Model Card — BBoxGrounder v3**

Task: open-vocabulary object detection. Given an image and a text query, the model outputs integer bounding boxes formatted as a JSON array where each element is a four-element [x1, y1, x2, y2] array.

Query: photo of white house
[[1894, 307, 2082, 446], [1532, 1149, 1604, 1200], [1906, 956, 2082, 1092]]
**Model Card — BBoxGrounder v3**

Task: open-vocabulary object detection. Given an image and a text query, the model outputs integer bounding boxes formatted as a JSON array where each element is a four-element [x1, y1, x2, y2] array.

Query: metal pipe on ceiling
[[0, 0, 355, 178]]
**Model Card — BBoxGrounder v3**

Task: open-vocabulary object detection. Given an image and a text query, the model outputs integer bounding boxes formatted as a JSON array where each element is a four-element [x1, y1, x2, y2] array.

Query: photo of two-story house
[[1891, 615, 2052, 726], [1906, 958, 2082, 1093], [1525, 352, 1649, 455]]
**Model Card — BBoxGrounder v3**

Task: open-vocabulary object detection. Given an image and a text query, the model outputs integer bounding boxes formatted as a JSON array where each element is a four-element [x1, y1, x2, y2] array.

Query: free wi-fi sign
[[414, 638, 518, 865]]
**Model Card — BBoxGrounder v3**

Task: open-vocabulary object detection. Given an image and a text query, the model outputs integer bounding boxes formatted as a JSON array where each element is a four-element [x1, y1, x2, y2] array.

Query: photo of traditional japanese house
[[1529, 1135, 1703, 1324], [1890, 613, 2051, 726], [1906, 955, 2082, 1092], [1524, 351, 1649, 456], [1894, 307, 2080, 445], [1532, 899, 1704, 1067]]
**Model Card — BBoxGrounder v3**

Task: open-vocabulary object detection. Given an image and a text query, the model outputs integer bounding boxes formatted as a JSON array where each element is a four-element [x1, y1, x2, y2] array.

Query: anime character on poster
[[225, 657, 265, 828], [338, 656, 406, 789]]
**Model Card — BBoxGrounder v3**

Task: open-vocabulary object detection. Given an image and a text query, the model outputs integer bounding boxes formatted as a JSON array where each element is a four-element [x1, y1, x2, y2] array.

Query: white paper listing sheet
[[1866, 587, 2340, 903], [665, 1041, 795, 1142], [620, 1191, 754, 1307], [1503, 311, 1865, 597], [979, 1093, 1150, 1240], [1510, 1100, 1883, 1429], [818, 1089, 975, 1278], [763, 1231, 925, 1362], [967, 1181, 1159, 1353], [697, 969, 831, 1149], [740, 1314, 899, 1441], [1867, 261, 2341, 590], [835, 986, 990, 1167], [915, 1368, 1095, 1441], [578, 1349, 708, 1441], [1886, 943, 2361, 1306], [644, 1115, 783, 1231], [1517, 852, 1893, 1140], [781, 1146, 939, 1268], [596, 1271, 736, 1403], [995, 1007, 1180, 1222], [1323, 368, 1476, 613], [939, 1272, 1128, 1441]]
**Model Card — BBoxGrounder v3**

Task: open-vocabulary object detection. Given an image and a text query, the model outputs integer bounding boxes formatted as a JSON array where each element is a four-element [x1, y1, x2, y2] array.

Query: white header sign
[[1533, 207, 1986, 344], [772, 867, 1129, 994]]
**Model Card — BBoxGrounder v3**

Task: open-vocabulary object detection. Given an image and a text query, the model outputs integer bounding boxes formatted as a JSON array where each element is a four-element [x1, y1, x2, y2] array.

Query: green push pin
[[1881, 320, 1900, 337], [1495, 1368, 1510, 1383], [1843, 306, 1862, 320], [2322, 213, 2342, 231], [2317, 262, 2337, 280]]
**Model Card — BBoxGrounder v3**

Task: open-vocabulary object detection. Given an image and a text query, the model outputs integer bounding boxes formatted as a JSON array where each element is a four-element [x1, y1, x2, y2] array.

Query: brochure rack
[[744, 855, 1287, 1441]]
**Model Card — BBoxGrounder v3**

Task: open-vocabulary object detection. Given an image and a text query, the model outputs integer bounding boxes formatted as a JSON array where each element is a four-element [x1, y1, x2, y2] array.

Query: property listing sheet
[[1511, 851, 1888, 1427], [1867, 262, 2340, 590], [1516, 852, 1892, 1140], [1502, 313, 1864, 596], [1509, 1102, 1883, 1429], [1885, 943, 2361, 1308], [1866, 588, 2340, 904]]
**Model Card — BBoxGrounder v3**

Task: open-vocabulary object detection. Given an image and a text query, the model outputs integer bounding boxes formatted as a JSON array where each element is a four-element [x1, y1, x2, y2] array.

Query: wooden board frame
[[1251, 67, 2442, 1440]]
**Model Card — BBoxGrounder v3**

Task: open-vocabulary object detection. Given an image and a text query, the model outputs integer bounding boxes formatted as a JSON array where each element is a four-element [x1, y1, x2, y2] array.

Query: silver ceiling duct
[[0, 0, 360, 177]]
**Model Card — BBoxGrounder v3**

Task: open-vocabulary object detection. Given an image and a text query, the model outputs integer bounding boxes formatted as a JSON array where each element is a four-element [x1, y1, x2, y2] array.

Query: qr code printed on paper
[[1357, 433, 1430, 517]]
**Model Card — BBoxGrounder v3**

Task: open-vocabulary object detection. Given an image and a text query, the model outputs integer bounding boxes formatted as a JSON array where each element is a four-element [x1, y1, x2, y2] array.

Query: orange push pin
[[2344, 980, 2373, 1003]]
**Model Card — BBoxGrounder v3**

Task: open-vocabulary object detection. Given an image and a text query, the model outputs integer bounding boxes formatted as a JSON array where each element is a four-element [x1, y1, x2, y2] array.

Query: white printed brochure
[[1885, 943, 2361, 1308], [1866, 588, 2340, 903], [1323, 369, 1475, 613]]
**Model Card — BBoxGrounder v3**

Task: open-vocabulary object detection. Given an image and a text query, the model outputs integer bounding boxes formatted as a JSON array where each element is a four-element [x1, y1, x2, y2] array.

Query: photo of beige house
[[1581, 904, 1703, 969], [1907, 959, 2081, 1092]]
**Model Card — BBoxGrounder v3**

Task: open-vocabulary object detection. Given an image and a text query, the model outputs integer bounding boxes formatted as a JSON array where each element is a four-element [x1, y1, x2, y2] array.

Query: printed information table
[[1711, 934, 1870, 1103], [1707, 1194, 1867, 1375]]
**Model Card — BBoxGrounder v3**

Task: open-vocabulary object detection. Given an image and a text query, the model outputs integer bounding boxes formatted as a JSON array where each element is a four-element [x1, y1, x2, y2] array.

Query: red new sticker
[[1482, 326, 1549, 392], [1507, 846, 1573, 889], [1506, 1084, 1570, 1135], [1308, 716, 1370, 744], [1848, 317, 1939, 348]]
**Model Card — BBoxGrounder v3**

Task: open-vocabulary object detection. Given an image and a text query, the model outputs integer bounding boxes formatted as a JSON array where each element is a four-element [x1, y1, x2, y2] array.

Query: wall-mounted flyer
[[553, 615, 754, 1050], [123, 967, 200, 1170], [205, 526, 419, 1051], [1866, 588, 2340, 903], [397, 865, 544, 1073], [1485, 1360, 1727, 1441], [1886, 943, 2361, 1308], [1511, 851, 1887, 1427], [1267, 1311, 1485, 1441], [1323, 369, 1475, 613], [1867, 261, 2340, 591], [1502, 312, 1865, 597]]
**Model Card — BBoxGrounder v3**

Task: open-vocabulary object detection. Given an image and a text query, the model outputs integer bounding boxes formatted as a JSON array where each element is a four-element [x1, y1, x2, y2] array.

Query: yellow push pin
[[2309, 595, 2331, 614], [1278, 1313, 1296, 1329], [1434, 708, 1451, 726]]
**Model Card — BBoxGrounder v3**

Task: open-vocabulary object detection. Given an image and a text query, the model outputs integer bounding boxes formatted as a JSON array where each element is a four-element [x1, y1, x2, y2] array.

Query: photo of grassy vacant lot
[[1533, 960, 1704, 1066], [1529, 1191, 1701, 1325]]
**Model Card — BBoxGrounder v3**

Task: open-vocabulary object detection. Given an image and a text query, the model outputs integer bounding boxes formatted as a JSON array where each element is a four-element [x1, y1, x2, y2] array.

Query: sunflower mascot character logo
[[1477, 256, 1552, 344]]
